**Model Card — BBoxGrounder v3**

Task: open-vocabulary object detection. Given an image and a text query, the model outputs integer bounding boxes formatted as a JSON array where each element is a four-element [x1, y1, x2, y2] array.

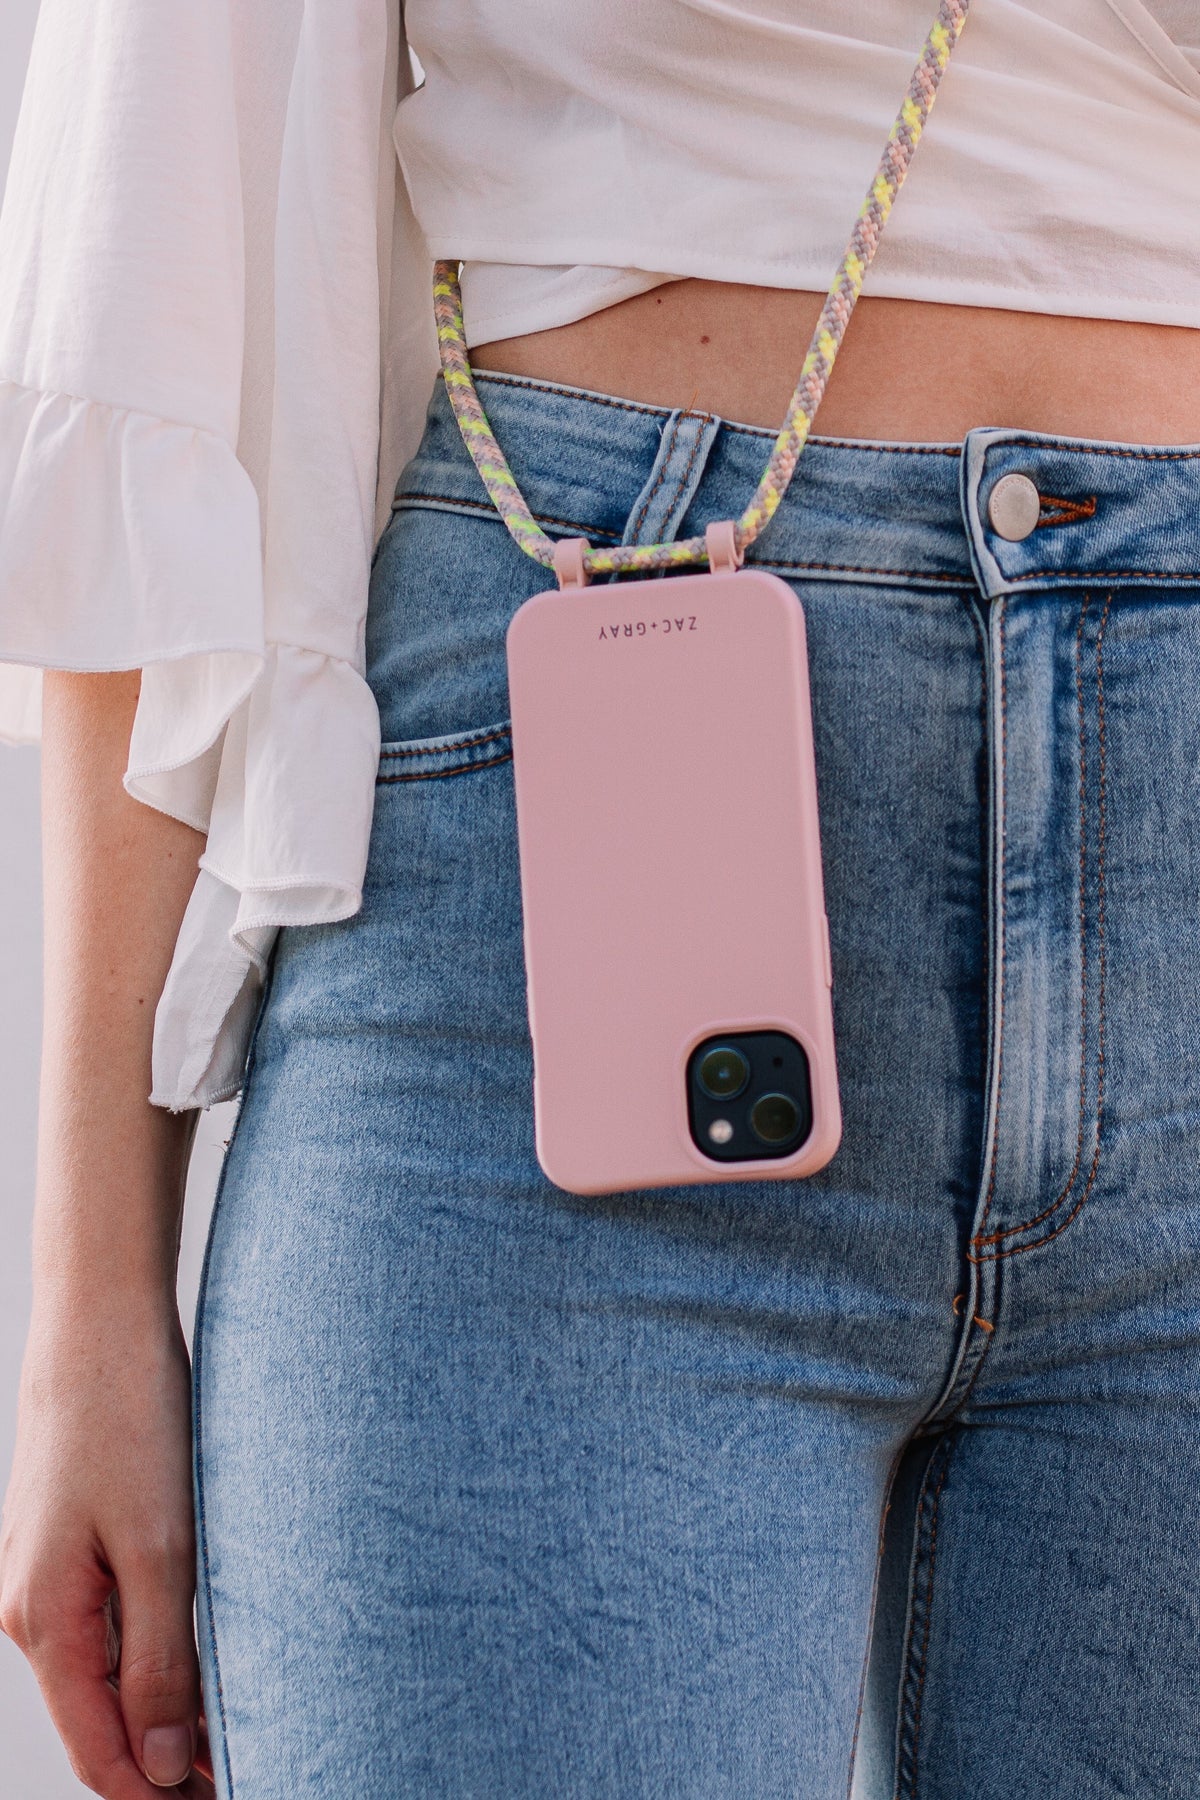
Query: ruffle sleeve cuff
[[0, 375, 381, 1111], [0, 376, 266, 755], [147, 643, 381, 1110]]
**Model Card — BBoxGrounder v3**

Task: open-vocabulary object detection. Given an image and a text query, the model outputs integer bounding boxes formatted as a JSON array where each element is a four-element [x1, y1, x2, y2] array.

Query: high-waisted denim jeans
[[194, 371, 1200, 1799]]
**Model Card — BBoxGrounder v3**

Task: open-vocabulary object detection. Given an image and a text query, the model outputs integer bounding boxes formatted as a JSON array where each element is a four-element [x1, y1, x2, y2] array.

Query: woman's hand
[[0, 1299, 214, 1796], [3, 671, 215, 1795]]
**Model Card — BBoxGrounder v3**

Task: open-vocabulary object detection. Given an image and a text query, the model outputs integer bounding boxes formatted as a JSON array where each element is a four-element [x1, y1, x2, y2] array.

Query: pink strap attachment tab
[[705, 520, 744, 574], [554, 537, 592, 589]]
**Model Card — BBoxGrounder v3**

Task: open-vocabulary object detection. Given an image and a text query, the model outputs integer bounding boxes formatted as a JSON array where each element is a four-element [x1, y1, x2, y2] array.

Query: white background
[[0, 9, 235, 1790]]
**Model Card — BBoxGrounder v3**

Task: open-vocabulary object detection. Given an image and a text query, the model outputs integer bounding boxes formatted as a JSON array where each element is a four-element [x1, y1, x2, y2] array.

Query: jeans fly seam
[[923, 1268, 1004, 1444], [896, 1435, 956, 1799], [973, 594, 1094, 1251], [982, 592, 1111, 1261], [964, 594, 992, 1214], [905, 592, 996, 1436], [970, 601, 1008, 1248]]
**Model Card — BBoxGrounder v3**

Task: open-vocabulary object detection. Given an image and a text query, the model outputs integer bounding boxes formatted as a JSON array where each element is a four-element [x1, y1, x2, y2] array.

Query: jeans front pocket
[[355, 714, 530, 1087], [376, 722, 514, 785]]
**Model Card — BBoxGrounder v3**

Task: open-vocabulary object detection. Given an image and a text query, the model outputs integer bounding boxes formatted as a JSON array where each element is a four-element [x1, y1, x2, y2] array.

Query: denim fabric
[[193, 371, 1200, 1799]]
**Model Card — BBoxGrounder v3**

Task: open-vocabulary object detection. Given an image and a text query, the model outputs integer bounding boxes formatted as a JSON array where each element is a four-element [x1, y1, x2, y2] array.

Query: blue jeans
[[194, 372, 1200, 1799]]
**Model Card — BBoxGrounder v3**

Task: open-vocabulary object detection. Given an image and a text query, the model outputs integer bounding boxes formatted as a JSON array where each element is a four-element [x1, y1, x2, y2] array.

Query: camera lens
[[697, 1045, 751, 1100], [750, 1092, 802, 1145]]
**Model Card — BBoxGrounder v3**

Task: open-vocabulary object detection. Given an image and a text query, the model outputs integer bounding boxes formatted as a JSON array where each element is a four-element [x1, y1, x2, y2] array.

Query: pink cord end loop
[[554, 537, 592, 589], [705, 520, 744, 574]]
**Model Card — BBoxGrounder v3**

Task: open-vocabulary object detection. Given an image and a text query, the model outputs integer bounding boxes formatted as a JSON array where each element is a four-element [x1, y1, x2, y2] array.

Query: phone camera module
[[687, 1031, 812, 1163], [697, 1045, 750, 1100]]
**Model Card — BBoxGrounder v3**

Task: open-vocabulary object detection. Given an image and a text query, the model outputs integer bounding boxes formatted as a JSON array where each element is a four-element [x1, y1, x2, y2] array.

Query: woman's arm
[[0, 670, 212, 1798]]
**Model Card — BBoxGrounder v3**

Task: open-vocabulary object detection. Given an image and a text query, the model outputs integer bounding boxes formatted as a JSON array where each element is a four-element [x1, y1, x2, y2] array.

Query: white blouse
[[1, 0, 1198, 1113], [449, 0, 1200, 344], [0, 0, 438, 1109]]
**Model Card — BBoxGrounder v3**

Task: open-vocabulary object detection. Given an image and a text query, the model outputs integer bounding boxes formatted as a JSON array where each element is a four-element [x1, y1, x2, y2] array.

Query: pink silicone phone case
[[506, 562, 841, 1196]]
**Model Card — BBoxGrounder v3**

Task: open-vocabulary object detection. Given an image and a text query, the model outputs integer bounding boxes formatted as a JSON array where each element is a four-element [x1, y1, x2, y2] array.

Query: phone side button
[[821, 915, 834, 988]]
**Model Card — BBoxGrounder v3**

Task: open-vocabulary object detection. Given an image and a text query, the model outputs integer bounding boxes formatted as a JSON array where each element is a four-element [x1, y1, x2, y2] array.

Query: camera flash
[[708, 1118, 734, 1145]]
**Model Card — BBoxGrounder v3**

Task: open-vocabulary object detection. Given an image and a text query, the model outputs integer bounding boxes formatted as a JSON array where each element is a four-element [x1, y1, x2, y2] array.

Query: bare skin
[[474, 280, 1200, 446], [2, 286, 1196, 1799]]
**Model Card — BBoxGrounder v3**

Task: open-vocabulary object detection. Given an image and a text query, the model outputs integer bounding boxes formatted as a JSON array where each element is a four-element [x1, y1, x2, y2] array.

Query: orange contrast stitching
[[1035, 493, 1098, 528], [936, 1304, 1000, 1429]]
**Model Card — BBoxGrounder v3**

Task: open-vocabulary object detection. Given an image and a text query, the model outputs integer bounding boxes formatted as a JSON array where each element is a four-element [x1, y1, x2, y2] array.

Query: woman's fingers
[[114, 1542, 202, 1788], [3, 1556, 189, 1799], [0, 1302, 203, 1797]]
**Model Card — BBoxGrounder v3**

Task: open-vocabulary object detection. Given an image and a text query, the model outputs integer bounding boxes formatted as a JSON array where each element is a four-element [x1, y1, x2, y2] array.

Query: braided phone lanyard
[[432, 0, 969, 587]]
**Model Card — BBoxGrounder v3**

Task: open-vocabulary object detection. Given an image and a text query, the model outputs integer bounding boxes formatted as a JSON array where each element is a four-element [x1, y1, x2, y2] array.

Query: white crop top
[[388, 1, 1200, 346], [2, 0, 1199, 1114]]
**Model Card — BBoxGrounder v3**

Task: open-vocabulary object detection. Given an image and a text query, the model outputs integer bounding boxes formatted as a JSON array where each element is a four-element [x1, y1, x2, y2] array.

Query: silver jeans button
[[988, 472, 1041, 541]]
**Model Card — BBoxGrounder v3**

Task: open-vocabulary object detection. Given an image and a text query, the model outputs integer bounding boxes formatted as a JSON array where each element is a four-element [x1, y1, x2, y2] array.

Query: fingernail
[[142, 1724, 193, 1786]]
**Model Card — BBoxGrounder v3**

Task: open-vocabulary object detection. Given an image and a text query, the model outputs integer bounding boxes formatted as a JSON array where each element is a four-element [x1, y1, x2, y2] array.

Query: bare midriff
[[471, 280, 1200, 448]]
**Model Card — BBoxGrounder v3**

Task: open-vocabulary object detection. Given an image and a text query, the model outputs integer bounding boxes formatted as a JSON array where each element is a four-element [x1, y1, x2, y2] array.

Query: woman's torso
[[471, 284, 1200, 445]]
